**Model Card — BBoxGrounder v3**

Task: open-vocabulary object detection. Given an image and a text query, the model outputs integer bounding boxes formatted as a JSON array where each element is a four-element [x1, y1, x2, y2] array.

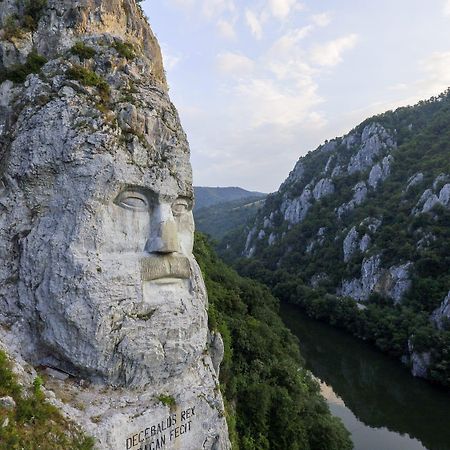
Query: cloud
[[166, 0, 236, 20], [311, 12, 332, 27], [419, 51, 450, 94], [160, 44, 181, 71], [310, 34, 358, 67], [268, 0, 304, 20], [201, 0, 236, 19], [216, 52, 255, 77], [245, 9, 263, 39], [217, 19, 237, 39], [444, 0, 450, 16]]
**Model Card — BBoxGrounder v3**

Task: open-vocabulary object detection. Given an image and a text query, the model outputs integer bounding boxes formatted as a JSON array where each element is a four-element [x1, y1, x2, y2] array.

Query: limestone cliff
[[0, 1, 230, 448], [222, 91, 450, 386]]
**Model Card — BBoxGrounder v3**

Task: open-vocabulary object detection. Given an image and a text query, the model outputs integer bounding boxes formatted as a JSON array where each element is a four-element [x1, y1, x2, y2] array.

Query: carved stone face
[[0, 85, 207, 388]]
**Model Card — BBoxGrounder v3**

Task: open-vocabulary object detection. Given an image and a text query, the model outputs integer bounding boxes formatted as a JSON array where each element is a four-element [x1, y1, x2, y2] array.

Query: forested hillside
[[194, 196, 266, 240], [220, 89, 450, 387], [194, 234, 352, 450]]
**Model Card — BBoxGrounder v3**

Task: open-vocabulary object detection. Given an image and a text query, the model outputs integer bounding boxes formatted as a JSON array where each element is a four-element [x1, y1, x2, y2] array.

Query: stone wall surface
[[0, 1, 230, 448]]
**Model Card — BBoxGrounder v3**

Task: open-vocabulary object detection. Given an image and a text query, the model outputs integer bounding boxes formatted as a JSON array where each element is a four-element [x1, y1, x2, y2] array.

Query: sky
[[142, 0, 450, 193]]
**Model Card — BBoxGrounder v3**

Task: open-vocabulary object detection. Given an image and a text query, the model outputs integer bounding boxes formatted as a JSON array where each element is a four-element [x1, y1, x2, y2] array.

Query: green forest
[[218, 90, 450, 388], [194, 233, 352, 450]]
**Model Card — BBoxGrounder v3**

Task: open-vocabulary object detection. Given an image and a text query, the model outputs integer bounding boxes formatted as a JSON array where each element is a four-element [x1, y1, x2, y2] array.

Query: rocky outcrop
[[431, 291, 450, 330], [313, 178, 335, 200], [413, 175, 450, 214], [368, 155, 393, 189], [347, 123, 396, 174], [0, 1, 230, 448], [336, 181, 368, 218], [281, 184, 313, 225], [339, 257, 412, 303]]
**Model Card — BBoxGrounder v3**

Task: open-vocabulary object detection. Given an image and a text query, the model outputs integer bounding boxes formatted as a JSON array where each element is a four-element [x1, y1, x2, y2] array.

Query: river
[[280, 303, 450, 450]]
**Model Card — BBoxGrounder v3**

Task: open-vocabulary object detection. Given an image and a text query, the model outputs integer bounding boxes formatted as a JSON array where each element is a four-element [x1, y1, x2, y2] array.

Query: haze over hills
[[220, 89, 450, 388], [194, 186, 266, 212]]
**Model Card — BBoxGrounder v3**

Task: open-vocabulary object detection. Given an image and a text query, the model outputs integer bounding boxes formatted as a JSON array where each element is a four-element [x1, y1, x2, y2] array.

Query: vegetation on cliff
[[194, 233, 352, 450], [219, 89, 450, 388], [0, 351, 94, 450]]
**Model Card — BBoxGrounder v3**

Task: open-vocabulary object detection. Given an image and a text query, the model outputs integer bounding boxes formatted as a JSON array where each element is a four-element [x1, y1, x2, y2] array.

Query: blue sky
[[142, 0, 450, 193]]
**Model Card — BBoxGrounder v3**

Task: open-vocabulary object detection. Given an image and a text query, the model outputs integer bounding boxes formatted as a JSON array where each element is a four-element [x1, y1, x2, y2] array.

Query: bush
[[0, 50, 47, 83], [113, 41, 136, 60], [66, 65, 110, 102], [71, 42, 96, 60], [0, 350, 95, 449]]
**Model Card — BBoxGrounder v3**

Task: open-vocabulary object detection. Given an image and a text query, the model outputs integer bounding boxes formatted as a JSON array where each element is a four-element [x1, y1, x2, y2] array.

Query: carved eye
[[116, 192, 149, 211], [172, 199, 189, 216]]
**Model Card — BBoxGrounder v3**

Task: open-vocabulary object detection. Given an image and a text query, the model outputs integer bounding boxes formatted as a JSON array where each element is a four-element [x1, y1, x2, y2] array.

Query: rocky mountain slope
[[194, 186, 266, 212], [222, 90, 450, 387]]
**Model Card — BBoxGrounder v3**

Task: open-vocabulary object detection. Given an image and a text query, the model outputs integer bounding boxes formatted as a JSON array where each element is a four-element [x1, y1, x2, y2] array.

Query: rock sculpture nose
[[145, 203, 180, 254]]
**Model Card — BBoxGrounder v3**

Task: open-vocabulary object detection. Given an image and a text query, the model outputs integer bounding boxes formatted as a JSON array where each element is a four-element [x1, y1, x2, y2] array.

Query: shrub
[[71, 42, 96, 60], [113, 41, 136, 60], [66, 65, 110, 102], [0, 50, 47, 84]]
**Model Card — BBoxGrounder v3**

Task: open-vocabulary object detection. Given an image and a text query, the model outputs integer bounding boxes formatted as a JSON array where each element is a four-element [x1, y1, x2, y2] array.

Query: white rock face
[[313, 178, 335, 200], [0, 1, 230, 448], [384, 263, 413, 304], [339, 255, 382, 301], [336, 181, 368, 218], [347, 123, 396, 175], [281, 184, 312, 225], [339, 257, 412, 303], [431, 291, 450, 330], [406, 172, 424, 191], [368, 155, 393, 189], [343, 227, 359, 262], [413, 181, 450, 214], [280, 161, 304, 188]]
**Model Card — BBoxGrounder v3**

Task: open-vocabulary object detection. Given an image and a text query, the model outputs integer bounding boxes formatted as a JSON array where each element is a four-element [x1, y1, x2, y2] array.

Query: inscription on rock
[[126, 407, 196, 450]]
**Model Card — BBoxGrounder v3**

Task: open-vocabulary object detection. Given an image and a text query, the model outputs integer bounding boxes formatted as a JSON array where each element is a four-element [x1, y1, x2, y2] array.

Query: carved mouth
[[140, 255, 191, 281]]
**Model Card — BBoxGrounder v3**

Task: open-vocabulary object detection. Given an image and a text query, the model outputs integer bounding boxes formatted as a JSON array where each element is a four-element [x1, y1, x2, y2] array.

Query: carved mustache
[[140, 255, 191, 281]]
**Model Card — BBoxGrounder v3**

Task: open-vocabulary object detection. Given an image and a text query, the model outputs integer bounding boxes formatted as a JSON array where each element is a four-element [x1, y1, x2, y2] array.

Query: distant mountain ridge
[[221, 89, 450, 387], [194, 196, 266, 240], [194, 186, 266, 212]]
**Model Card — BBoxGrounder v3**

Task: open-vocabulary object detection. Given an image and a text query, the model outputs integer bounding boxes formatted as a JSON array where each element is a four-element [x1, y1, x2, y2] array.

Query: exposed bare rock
[[406, 172, 424, 191], [431, 291, 450, 330], [336, 181, 368, 218], [368, 155, 393, 189], [343, 227, 359, 262], [313, 178, 335, 200], [0, 1, 229, 448], [281, 184, 312, 225], [347, 123, 396, 175]]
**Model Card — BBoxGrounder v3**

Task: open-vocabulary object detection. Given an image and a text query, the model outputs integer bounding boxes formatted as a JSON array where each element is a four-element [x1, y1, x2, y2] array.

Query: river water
[[280, 303, 450, 450]]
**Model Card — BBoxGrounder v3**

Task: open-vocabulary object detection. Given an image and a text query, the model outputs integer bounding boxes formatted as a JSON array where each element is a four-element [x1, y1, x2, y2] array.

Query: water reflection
[[280, 303, 450, 450]]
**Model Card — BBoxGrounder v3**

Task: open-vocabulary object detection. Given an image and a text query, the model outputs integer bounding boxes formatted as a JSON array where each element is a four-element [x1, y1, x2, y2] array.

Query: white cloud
[[161, 44, 181, 71], [201, 0, 236, 19], [444, 0, 450, 16], [311, 12, 332, 27], [217, 19, 237, 40], [419, 51, 450, 95], [166, 0, 236, 20], [310, 34, 358, 67], [268, 0, 303, 20], [216, 52, 255, 77], [245, 9, 264, 39]]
